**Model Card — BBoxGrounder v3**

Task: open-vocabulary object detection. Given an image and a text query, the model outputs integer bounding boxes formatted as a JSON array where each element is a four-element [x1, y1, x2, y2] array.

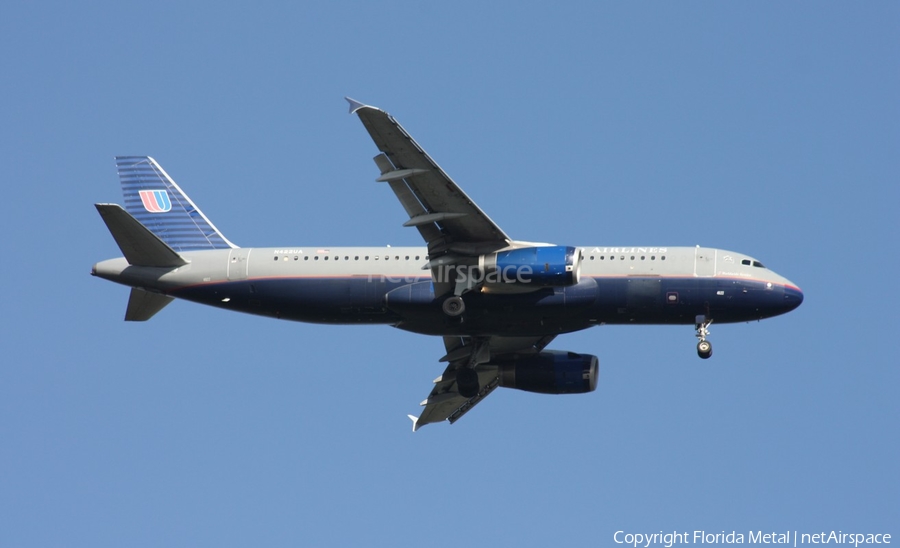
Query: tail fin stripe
[[115, 156, 236, 252]]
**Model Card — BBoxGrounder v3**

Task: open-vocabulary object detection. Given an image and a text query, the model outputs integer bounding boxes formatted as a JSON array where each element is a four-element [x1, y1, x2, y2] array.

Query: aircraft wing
[[347, 98, 511, 260], [410, 334, 556, 431]]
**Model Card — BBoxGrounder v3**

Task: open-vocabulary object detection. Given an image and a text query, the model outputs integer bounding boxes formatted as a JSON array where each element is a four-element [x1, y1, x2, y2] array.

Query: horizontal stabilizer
[[125, 288, 174, 321], [95, 204, 188, 268]]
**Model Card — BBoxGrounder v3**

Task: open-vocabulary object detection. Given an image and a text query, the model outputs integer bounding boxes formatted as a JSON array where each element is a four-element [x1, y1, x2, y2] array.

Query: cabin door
[[227, 248, 251, 280], [694, 247, 716, 277]]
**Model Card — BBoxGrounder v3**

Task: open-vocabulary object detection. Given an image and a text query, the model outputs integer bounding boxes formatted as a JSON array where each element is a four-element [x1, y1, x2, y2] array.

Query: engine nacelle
[[498, 350, 598, 395], [479, 245, 581, 287]]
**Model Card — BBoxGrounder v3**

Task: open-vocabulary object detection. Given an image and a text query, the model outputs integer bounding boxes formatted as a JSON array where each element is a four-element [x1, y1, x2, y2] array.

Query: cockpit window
[[742, 259, 766, 268]]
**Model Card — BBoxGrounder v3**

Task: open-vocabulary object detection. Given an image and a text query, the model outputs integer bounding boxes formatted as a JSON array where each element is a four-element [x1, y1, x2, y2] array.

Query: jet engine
[[497, 350, 598, 394], [479, 245, 581, 287]]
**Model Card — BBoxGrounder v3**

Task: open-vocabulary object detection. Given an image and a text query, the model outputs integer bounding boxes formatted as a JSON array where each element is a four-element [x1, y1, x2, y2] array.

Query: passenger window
[[304, 256, 309, 261]]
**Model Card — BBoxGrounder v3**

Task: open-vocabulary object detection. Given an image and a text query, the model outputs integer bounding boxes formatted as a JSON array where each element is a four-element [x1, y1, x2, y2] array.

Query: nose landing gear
[[695, 315, 713, 359]]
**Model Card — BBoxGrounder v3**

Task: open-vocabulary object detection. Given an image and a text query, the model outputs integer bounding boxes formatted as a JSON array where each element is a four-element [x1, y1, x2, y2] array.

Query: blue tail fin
[[116, 156, 236, 251]]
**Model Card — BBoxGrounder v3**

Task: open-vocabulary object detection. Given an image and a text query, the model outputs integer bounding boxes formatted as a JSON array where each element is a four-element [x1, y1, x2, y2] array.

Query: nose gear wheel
[[695, 315, 713, 359]]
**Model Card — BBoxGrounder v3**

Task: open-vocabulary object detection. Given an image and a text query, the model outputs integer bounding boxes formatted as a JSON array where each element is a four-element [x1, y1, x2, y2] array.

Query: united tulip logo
[[139, 189, 172, 213]]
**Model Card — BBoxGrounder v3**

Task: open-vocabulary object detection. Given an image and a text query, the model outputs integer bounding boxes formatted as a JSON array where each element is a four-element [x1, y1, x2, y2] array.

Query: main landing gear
[[695, 315, 713, 359], [442, 295, 465, 317], [456, 367, 479, 398]]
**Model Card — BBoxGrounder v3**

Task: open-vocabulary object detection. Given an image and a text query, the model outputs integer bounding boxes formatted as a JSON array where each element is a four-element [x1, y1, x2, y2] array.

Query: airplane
[[92, 98, 804, 430]]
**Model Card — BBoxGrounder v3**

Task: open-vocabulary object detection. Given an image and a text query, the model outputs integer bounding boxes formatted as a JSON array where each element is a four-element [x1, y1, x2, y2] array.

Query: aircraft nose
[[783, 284, 804, 311]]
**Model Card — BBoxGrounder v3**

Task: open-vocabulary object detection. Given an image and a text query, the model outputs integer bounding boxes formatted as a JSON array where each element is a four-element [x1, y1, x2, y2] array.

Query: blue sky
[[2, 2, 897, 546]]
